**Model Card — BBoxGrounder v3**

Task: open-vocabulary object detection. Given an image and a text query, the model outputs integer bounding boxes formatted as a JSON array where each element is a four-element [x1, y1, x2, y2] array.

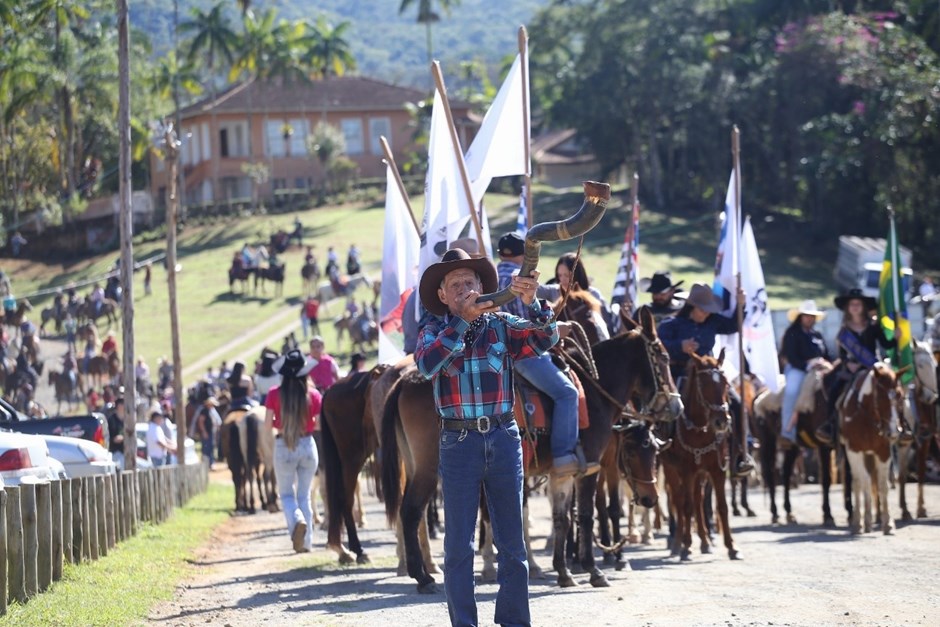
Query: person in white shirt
[[147, 411, 177, 467]]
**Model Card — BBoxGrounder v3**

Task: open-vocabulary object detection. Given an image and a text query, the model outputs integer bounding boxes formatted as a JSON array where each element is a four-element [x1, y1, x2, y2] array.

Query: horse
[[49, 369, 83, 413], [254, 263, 285, 297], [228, 264, 254, 294], [662, 350, 741, 561], [4, 301, 32, 334], [219, 405, 276, 513], [381, 307, 681, 591], [898, 341, 939, 520], [81, 298, 120, 327], [40, 305, 66, 335], [320, 365, 390, 565], [840, 362, 906, 534], [301, 261, 321, 296], [85, 351, 121, 389], [334, 311, 378, 353], [316, 273, 372, 308], [554, 287, 608, 346]]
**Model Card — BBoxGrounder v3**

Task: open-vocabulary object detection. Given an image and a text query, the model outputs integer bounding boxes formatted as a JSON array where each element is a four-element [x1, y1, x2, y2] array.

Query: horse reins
[[676, 365, 730, 470]]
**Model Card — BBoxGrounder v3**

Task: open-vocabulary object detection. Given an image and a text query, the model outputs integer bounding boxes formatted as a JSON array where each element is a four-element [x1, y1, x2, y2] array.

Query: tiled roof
[[179, 76, 459, 118], [532, 128, 596, 165]]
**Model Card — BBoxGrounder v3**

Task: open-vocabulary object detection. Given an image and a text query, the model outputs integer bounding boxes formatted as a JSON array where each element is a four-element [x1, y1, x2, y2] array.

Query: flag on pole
[[713, 170, 739, 311], [516, 186, 528, 235], [610, 195, 640, 314], [878, 214, 914, 384], [379, 164, 420, 364]]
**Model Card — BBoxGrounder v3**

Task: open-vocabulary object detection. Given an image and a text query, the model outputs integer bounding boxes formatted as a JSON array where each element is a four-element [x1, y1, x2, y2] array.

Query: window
[[266, 120, 286, 157], [220, 128, 229, 158], [289, 118, 309, 156], [341, 118, 364, 155], [369, 117, 391, 156], [201, 123, 211, 161], [219, 122, 249, 157]]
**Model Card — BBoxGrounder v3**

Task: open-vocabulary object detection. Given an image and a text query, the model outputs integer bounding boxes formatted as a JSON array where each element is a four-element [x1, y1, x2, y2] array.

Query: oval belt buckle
[[477, 415, 491, 434]]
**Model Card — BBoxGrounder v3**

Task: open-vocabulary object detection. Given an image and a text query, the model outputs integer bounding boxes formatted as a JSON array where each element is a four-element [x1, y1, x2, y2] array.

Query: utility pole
[[164, 125, 187, 472], [117, 0, 137, 469]]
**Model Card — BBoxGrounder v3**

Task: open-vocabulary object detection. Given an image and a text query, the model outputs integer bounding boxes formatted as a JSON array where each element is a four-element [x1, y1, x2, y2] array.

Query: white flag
[[419, 89, 475, 277], [465, 52, 530, 205], [379, 165, 420, 364], [738, 218, 779, 392], [713, 170, 739, 312]]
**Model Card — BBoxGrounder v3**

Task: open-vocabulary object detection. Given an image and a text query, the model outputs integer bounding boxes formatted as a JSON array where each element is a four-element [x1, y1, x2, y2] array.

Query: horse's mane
[[552, 287, 600, 316]]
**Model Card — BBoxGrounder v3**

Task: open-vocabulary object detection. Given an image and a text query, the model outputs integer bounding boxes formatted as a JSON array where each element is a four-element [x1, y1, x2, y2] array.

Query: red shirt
[[304, 300, 320, 319], [102, 337, 117, 355], [264, 385, 322, 434], [308, 354, 338, 391]]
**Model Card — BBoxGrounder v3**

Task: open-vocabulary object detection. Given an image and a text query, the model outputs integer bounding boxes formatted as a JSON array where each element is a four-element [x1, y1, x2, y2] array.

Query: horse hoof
[[728, 549, 742, 561], [417, 581, 439, 595], [823, 516, 836, 529], [590, 572, 610, 588], [746, 509, 757, 518], [338, 552, 355, 566], [786, 514, 798, 525], [397, 565, 408, 577], [901, 510, 913, 522], [917, 508, 927, 519], [680, 549, 691, 562], [771, 515, 780, 525], [732, 508, 741, 517], [356, 553, 371, 565], [558, 575, 578, 588], [701, 545, 712, 555], [883, 522, 894, 535]]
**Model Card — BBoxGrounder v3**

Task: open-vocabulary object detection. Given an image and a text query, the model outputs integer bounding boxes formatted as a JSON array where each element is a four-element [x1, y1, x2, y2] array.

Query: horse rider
[[63, 349, 78, 390], [15, 347, 38, 390], [814, 288, 903, 445], [778, 300, 832, 449], [641, 271, 686, 323], [658, 283, 756, 477], [241, 243, 255, 270], [346, 244, 362, 275], [497, 232, 590, 478], [89, 282, 105, 317], [2, 290, 15, 319], [537, 251, 612, 342], [83, 324, 99, 373], [53, 289, 65, 322], [415, 245, 554, 627], [21, 319, 37, 348], [327, 246, 338, 267], [101, 331, 118, 359], [291, 216, 303, 246], [226, 362, 256, 411]]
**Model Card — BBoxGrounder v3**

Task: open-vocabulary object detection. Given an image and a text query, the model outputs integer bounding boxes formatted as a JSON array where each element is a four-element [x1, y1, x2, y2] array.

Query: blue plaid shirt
[[416, 302, 558, 420], [497, 260, 531, 319]]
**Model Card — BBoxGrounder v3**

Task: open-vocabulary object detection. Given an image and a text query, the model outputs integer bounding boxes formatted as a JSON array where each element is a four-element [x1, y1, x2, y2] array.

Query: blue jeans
[[274, 435, 318, 551], [781, 364, 807, 442], [513, 354, 579, 466], [439, 421, 529, 627], [152, 456, 167, 467]]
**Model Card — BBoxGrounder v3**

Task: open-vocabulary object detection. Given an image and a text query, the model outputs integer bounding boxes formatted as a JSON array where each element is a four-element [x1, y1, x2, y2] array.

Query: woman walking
[[264, 349, 322, 553]]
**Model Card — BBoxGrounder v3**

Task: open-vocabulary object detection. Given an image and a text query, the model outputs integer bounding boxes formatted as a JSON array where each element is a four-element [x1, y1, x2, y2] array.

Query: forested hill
[[131, 0, 544, 86]]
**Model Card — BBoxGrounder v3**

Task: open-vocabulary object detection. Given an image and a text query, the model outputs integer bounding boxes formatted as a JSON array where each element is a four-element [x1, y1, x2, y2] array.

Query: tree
[[398, 0, 461, 69], [306, 121, 346, 195], [301, 16, 357, 79]]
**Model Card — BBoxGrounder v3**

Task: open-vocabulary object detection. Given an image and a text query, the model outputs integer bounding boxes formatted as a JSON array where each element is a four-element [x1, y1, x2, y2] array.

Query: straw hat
[[787, 300, 826, 322]]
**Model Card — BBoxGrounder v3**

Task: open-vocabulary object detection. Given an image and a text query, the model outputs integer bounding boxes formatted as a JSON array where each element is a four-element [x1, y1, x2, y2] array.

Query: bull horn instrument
[[476, 180, 611, 307]]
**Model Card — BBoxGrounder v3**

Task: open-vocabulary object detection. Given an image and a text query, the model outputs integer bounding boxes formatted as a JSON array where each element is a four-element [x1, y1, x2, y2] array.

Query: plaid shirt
[[416, 301, 558, 420]]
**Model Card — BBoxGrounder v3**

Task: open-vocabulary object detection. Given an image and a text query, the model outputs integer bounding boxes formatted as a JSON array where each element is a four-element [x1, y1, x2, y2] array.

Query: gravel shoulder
[[145, 474, 940, 627]]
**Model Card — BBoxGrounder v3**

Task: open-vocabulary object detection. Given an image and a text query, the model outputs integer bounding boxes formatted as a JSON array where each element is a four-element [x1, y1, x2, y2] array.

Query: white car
[[41, 435, 117, 478], [0, 431, 60, 485]]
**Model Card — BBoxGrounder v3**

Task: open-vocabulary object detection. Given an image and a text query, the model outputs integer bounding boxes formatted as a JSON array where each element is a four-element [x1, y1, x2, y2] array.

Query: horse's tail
[[381, 378, 405, 526], [320, 391, 346, 545]]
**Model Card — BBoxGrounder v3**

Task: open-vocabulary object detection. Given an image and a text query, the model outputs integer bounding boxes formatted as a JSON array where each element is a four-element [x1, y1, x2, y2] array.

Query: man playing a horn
[[416, 246, 556, 627]]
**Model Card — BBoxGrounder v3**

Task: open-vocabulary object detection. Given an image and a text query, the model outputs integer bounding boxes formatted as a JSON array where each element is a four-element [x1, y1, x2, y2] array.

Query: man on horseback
[[346, 244, 361, 275], [496, 232, 586, 478], [89, 282, 105, 317], [641, 271, 686, 323], [416, 246, 556, 627], [658, 283, 755, 476]]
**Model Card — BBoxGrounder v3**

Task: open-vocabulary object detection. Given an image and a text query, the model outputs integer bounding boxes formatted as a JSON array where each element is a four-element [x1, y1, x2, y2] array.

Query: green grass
[[2, 482, 232, 626]]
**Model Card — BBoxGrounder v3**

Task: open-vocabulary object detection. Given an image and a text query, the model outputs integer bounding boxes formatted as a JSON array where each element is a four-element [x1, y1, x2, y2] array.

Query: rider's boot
[[815, 420, 836, 446]]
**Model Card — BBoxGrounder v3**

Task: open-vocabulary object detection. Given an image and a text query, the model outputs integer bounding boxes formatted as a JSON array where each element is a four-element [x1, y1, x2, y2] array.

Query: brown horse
[[662, 351, 741, 561], [381, 307, 681, 591], [753, 369, 838, 526], [48, 370, 84, 413], [899, 341, 939, 520], [320, 365, 389, 565], [301, 261, 321, 296], [220, 406, 275, 513], [81, 298, 120, 327], [3, 300, 32, 334], [554, 288, 608, 346], [86, 352, 121, 389]]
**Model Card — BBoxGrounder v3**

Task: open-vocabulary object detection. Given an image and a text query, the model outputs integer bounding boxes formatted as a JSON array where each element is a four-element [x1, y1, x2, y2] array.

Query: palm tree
[[150, 51, 203, 102], [398, 0, 461, 69], [180, 1, 237, 202], [301, 17, 357, 79]]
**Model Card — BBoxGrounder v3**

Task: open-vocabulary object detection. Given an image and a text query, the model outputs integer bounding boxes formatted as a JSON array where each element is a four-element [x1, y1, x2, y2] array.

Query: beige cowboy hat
[[419, 248, 498, 317], [787, 299, 826, 322], [685, 283, 723, 315]]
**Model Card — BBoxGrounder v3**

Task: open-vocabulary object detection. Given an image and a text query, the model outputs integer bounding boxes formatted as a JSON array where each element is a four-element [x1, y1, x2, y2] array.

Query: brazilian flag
[[878, 216, 913, 384]]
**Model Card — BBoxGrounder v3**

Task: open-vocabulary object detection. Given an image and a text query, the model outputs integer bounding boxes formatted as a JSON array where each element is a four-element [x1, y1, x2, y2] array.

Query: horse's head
[[913, 340, 939, 406], [612, 419, 660, 508], [683, 351, 731, 434], [632, 306, 683, 422]]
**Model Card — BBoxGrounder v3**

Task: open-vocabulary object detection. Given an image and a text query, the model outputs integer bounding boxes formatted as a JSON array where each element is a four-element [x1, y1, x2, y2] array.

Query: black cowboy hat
[[419, 248, 498, 317], [644, 271, 684, 294], [273, 349, 317, 378], [834, 288, 877, 312]]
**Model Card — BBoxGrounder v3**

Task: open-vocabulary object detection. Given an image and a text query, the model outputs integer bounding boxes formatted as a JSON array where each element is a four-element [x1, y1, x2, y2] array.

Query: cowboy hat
[[273, 349, 317, 378], [433, 236, 482, 259], [787, 300, 826, 322], [685, 283, 723, 315], [643, 271, 684, 294], [497, 232, 525, 257], [419, 247, 499, 317], [834, 288, 877, 312]]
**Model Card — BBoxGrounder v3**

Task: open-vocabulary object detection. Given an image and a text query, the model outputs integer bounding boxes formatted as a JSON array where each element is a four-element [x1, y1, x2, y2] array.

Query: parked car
[[135, 422, 199, 466], [0, 396, 109, 449], [41, 434, 117, 478], [0, 431, 61, 485]]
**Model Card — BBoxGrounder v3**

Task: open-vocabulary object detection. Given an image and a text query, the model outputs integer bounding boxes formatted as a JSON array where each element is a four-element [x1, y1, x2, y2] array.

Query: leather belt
[[441, 412, 514, 434], [275, 433, 314, 439]]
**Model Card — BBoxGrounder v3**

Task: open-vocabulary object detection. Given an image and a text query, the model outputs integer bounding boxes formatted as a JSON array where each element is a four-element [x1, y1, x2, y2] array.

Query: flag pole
[[887, 205, 902, 362], [519, 25, 533, 228], [732, 125, 748, 459], [431, 61, 486, 251], [380, 135, 421, 236]]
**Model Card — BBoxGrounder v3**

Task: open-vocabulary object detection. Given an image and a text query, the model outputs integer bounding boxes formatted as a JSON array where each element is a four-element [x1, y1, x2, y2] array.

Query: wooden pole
[[50, 480, 63, 581], [380, 136, 421, 235], [0, 490, 7, 616], [430, 61, 486, 251], [518, 26, 533, 228], [5, 486, 25, 604], [20, 483, 37, 598], [105, 474, 116, 549], [61, 479, 73, 565], [164, 126, 187, 473], [36, 482, 52, 592], [85, 477, 97, 561], [732, 125, 748, 460], [117, 0, 138, 468], [70, 478, 83, 563]]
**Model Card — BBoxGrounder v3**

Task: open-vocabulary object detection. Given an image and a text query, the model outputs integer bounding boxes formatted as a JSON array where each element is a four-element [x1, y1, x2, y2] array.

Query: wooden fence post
[[1, 489, 7, 616], [70, 478, 83, 563], [5, 486, 25, 604], [114, 473, 125, 542], [20, 482, 38, 598], [131, 470, 140, 532], [95, 476, 107, 557], [36, 482, 52, 592], [51, 480, 63, 581], [122, 472, 133, 537], [61, 479, 72, 565], [104, 475, 116, 550], [85, 477, 97, 561]]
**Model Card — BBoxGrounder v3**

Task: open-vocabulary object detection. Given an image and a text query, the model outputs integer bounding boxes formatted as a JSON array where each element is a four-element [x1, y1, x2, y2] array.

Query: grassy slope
[[2, 482, 231, 626]]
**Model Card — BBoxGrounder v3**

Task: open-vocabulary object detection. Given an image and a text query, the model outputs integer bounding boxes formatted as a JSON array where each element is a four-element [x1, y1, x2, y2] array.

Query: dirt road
[[146, 474, 940, 626]]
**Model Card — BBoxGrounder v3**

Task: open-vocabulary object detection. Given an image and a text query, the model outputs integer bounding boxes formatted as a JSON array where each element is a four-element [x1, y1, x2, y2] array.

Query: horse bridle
[[637, 334, 682, 422], [682, 365, 730, 433], [618, 425, 659, 503]]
